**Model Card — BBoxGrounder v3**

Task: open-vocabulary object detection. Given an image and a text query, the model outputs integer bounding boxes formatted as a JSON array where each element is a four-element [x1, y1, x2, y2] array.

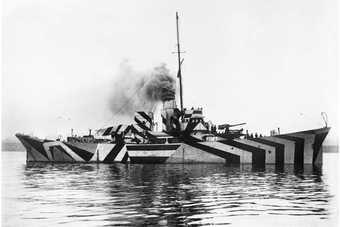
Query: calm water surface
[[2, 151, 339, 226]]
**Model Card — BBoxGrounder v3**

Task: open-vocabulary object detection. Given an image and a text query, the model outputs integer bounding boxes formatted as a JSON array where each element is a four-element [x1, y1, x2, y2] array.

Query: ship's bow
[[307, 127, 331, 166], [272, 127, 330, 167]]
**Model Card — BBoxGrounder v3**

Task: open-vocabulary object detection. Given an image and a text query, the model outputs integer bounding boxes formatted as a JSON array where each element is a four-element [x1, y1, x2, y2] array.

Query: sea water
[[2, 150, 338, 226]]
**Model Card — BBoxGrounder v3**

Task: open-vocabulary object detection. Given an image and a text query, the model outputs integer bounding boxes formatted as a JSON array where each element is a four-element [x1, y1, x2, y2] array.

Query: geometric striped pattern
[[16, 134, 181, 164], [96, 112, 153, 142], [16, 127, 330, 167], [182, 136, 240, 164], [276, 135, 304, 168], [220, 139, 266, 167], [183, 108, 203, 119], [103, 142, 126, 163], [126, 144, 181, 163], [134, 111, 152, 131], [96, 124, 131, 136], [248, 138, 285, 166], [16, 134, 129, 163], [181, 127, 330, 166]]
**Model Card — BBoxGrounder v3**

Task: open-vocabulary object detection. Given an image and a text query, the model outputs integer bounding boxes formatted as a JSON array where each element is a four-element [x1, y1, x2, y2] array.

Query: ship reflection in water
[[2, 152, 338, 227]]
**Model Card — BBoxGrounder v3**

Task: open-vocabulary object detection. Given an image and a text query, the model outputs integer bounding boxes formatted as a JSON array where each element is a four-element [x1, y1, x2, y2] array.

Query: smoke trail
[[143, 65, 176, 102], [108, 62, 176, 118]]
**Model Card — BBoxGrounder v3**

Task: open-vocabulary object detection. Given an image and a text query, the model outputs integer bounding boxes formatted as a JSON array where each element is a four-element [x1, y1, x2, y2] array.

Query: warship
[[16, 13, 330, 167]]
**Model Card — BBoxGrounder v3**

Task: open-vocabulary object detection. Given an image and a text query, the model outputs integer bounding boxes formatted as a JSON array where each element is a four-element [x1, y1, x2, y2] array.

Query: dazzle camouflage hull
[[16, 127, 329, 167]]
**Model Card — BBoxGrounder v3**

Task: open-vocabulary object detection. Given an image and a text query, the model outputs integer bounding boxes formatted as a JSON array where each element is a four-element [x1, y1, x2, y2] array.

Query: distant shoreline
[[323, 145, 339, 153], [1, 141, 24, 151]]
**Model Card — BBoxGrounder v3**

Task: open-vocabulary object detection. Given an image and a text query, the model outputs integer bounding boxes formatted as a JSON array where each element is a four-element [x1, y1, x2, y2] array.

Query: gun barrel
[[218, 123, 246, 130], [230, 123, 246, 127]]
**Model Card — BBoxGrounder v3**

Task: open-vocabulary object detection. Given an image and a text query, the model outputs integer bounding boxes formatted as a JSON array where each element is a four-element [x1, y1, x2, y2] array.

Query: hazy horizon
[[2, 0, 338, 145]]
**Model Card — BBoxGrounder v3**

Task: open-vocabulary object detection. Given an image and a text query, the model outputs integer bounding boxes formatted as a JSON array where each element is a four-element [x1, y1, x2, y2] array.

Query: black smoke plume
[[108, 62, 176, 118]]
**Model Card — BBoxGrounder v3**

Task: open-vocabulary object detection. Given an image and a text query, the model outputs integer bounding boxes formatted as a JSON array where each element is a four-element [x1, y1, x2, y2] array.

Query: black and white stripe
[[134, 111, 152, 131], [16, 127, 330, 167]]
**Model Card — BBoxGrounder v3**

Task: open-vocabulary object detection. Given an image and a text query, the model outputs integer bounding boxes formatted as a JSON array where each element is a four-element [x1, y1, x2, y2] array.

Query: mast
[[176, 12, 184, 114]]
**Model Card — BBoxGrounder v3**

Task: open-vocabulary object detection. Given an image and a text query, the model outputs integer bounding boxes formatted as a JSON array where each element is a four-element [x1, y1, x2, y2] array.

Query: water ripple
[[2, 152, 338, 226]]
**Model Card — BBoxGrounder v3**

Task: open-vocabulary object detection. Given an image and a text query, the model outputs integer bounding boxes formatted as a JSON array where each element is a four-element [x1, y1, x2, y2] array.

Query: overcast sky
[[2, 0, 338, 145]]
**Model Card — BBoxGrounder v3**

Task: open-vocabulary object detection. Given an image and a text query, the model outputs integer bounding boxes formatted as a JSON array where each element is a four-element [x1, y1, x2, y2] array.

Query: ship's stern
[[15, 133, 50, 162]]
